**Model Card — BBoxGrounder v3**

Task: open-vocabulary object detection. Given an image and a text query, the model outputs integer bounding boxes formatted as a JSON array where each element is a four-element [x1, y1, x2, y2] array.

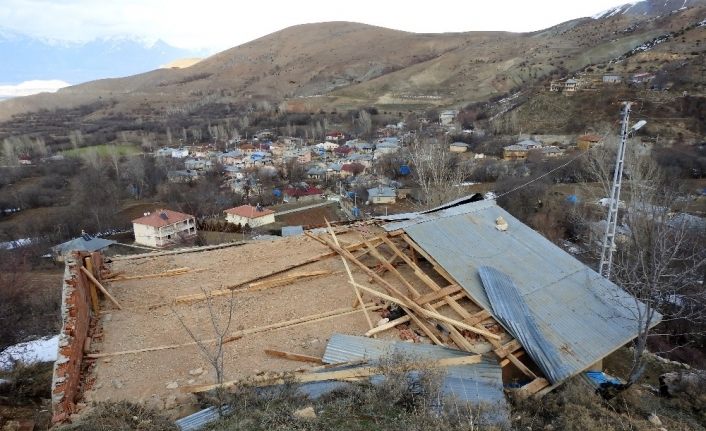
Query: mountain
[[0, 29, 204, 85], [593, 0, 701, 18], [0, 0, 704, 127]]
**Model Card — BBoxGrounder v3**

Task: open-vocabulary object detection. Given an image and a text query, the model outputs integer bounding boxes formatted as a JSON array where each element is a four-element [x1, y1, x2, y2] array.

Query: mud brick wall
[[51, 252, 103, 423]]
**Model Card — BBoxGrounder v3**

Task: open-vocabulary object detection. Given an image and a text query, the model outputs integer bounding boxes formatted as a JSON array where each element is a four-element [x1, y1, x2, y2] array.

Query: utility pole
[[598, 102, 632, 279]]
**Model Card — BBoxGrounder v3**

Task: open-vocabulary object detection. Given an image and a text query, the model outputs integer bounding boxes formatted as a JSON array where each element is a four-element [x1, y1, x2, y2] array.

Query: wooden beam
[[500, 350, 525, 367], [187, 354, 483, 393], [80, 266, 122, 310], [494, 339, 522, 359], [264, 349, 323, 364], [83, 257, 100, 315], [513, 378, 550, 399], [317, 235, 444, 345], [107, 267, 199, 282], [88, 303, 382, 358], [351, 282, 501, 341], [325, 220, 374, 331], [414, 285, 463, 305], [248, 270, 332, 291], [364, 240, 421, 299]]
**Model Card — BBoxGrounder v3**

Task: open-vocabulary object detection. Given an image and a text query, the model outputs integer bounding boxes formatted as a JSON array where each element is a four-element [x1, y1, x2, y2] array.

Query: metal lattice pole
[[598, 102, 632, 279]]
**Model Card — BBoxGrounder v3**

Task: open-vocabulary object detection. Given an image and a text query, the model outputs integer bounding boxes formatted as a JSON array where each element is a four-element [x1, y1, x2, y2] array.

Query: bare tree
[[407, 137, 470, 209], [584, 146, 706, 385], [171, 289, 236, 413]]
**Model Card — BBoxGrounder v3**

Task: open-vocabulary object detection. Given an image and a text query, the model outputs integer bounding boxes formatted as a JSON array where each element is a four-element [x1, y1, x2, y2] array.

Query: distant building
[[550, 77, 581, 93], [167, 170, 199, 183], [52, 233, 116, 262], [281, 226, 304, 237], [503, 139, 542, 160], [541, 146, 564, 158], [603, 74, 622, 84], [439, 110, 458, 126], [325, 131, 345, 142], [577, 134, 603, 151], [224, 205, 275, 228], [132, 209, 197, 248], [449, 142, 469, 153], [284, 185, 323, 202], [368, 185, 397, 204], [632, 73, 656, 84]]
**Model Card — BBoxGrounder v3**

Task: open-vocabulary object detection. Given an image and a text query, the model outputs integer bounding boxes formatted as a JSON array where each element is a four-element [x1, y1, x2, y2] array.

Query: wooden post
[[80, 266, 123, 310], [83, 257, 100, 315]]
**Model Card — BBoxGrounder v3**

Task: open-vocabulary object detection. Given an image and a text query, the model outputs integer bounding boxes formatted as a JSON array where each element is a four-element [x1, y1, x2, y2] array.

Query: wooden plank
[[500, 350, 526, 367], [107, 267, 198, 282], [88, 303, 382, 358], [248, 270, 332, 291], [494, 339, 522, 358], [83, 257, 100, 315], [325, 220, 374, 331], [414, 285, 463, 305], [80, 267, 122, 310], [513, 378, 550, 399], [351, 282, 501, 341], [188, 354, 482, 393], [364, 292, 467, 337], [264, 349, 323, 364], [317, 235, 444, 345], [364, 240, 421, 299]]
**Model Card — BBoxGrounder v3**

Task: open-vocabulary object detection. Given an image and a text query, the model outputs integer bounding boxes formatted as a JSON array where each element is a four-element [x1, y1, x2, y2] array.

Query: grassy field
[[60, 144, 142, 158]]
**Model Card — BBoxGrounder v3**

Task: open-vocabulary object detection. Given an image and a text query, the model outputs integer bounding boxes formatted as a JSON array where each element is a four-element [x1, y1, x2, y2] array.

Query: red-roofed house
[[224, 205, 276, 227], [325, 131, 345, 142], [132, 209, 196, 248], [284, 186, 323, 202]]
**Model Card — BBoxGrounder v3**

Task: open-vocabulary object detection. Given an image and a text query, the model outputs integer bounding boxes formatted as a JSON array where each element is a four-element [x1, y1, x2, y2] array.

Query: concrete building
[[439, 110, 458, 126], [132, 209, 196, 248], [368, 185, 396, 204], [224, 205, 276, 228], [502, 139, 542, 160]]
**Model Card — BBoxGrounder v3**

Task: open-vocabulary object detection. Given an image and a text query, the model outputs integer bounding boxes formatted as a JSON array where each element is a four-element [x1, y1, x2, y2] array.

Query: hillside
[[0, 0, 704, 134]]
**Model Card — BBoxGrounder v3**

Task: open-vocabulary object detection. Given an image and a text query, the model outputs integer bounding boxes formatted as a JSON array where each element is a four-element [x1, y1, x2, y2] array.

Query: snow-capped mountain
[[0, 28, 205, 86], [593, 0, 703, 19]]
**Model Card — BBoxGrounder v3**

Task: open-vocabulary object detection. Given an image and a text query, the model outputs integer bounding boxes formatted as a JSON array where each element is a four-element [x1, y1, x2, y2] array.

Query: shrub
[[58, 401, 177, 431], [0, 362, 53, 403]]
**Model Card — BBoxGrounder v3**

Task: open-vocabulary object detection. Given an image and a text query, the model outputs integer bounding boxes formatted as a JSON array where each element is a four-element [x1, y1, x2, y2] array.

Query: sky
[[0, 0, 631, 53]]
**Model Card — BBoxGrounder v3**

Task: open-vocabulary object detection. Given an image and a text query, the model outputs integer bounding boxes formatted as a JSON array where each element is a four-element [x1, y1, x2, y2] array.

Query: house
[[503, 139, 542, 160], [439, 110, 458, 126], [224, 205, 275, 228], [549, 77, 581, 93], [346, 153, 374, 168], [184, 158, 212, 171], [167, 170, 199, 183], [564, 78, 579, 92], [449, 142, 469, 153], [349, 141, 374, 153], [223, 166, 244, 179], [368, 185, 396, 204], [219, 150, 245, 166], [284, 185, 324, 202], [283, 149, 312, 164], [51, 233, 116, 262], [325, 131, 345, 142], [18, 155, 32, 165], [577, 134, 603, 151], [632, 73, 656, 84], [171, 148, 189, 158], [341, 163, 365, 177], [541, 146, 564, 158], [315, 142, 339, 152], [307, 166, 327, 180], [603, 74, 622, 84], [132, 209, 197, 248]]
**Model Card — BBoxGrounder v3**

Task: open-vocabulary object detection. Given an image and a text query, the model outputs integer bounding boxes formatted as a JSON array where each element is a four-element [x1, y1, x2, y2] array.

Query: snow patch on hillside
[[0, 335, 58, 370]]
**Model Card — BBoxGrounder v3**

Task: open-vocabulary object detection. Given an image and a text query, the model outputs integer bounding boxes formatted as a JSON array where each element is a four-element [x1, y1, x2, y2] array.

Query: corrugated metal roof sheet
[[52, 236, 116, 255], [175, 406, 231, 431], [384, 200, 659, 384], [479, 266, 572, 383], [322, 334, 508, 411]]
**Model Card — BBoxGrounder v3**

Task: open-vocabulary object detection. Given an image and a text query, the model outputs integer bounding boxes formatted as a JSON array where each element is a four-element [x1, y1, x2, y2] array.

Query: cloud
[[0, 0, 628, 52], [0, 79, 71, 100]]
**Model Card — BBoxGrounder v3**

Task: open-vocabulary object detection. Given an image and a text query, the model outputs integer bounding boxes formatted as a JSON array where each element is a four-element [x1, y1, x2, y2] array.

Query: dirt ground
[[85, 228, 411, 411]]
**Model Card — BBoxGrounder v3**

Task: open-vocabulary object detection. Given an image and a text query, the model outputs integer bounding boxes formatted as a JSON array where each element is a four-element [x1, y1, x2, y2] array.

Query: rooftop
[[131, 209, 194, 228], [224, 205, 275, 218]]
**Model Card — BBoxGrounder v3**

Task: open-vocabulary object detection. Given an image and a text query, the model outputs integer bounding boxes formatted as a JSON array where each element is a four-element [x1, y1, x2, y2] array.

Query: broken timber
[[80, 266, 122, 310], [187, 354, 483, 393], [264, 349, 323, 364]]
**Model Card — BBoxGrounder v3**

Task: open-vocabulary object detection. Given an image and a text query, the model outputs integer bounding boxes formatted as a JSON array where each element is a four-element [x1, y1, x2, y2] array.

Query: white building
[[132, 209, 196, 248], [224, 205, 276, 227], [368, 185, 397, 204], [439, 110, 458, 126]]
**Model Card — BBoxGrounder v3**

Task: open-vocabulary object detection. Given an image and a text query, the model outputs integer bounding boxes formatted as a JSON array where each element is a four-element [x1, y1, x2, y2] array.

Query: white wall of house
[[133, 218, 197, 248], [225, 212, 275, 227], [371, 196, 396, 204]]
